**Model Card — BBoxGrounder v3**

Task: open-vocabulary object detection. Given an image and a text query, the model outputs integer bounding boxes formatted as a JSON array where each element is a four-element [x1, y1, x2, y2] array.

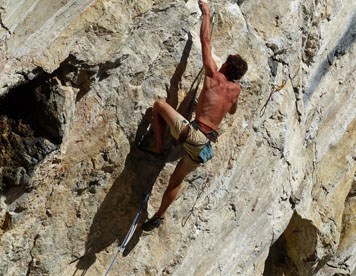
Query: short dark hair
[[225, 54, 248, 81]]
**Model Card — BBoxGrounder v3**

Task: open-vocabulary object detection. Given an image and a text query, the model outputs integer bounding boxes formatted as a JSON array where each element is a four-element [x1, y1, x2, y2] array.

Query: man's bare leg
[[142, 159, 193, 231], [155, 159, 193, 218], [151, 100, 179, 153], [142, 101, 191, 231]]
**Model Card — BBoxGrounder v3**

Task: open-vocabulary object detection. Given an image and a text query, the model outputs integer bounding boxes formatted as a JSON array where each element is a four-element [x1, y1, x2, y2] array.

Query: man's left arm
[[229, 100, 237, 114], [229, 85, 241, 114]]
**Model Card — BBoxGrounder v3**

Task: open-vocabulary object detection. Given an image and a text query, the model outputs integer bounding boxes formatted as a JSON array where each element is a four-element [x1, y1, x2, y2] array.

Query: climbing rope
[[259, 62, 301, 118], [104, 192, 151, 276], [104, 143, 173, 275], [289, 65, 300, 82], [181, 179, 209, 227]]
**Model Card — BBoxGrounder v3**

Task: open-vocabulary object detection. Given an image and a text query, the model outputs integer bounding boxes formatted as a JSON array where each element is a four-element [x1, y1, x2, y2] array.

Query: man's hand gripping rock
[[198, 0, 210, 16]]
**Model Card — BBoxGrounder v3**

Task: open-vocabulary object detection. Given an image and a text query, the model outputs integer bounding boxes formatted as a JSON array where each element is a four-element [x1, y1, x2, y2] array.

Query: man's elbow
[[229, 105, 237, 114]]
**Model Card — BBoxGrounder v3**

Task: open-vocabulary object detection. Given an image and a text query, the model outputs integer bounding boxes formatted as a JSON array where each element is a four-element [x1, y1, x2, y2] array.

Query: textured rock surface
[[0, 0, 355, 275]]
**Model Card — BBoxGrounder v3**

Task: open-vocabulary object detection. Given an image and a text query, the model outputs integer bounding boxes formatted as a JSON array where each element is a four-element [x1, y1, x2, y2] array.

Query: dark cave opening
[[0, 72, 62, 144], [263, 212, 321, 276], [263, 233, 299, 276], [0, 53, 118, 195], [0, 71, 62, 191]]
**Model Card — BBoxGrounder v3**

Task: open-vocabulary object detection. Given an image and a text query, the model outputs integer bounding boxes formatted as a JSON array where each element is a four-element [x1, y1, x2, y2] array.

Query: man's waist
[[191, 119, 218, 142]]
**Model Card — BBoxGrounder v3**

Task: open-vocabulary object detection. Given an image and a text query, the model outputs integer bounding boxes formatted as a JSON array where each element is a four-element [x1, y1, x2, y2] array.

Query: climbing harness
[[177, 124, 192, 145], [259, 79, 286, 117], [191, 120, 218, 142], [190, 120, 217, 163], [176, 120, 217, 164]]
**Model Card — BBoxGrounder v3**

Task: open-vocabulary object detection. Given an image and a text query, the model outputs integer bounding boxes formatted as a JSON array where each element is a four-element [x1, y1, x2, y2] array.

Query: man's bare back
[[195, 69, 240, 131], [196, 0, 242, 132]]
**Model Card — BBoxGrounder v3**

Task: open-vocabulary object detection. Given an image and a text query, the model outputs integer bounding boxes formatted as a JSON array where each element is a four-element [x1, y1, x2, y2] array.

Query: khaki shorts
[[170, 113, 209, 170]]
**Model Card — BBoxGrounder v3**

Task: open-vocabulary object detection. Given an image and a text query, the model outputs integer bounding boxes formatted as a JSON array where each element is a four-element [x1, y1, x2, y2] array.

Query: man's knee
[[163, 186, 180, 202], [153, 100, 178, 127], [169, 175, 184, 189], [153, 100, 166, 113], [170, 168, 191, 187]]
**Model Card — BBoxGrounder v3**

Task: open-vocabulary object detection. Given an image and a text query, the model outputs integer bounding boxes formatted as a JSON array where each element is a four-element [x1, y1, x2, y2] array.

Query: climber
[[141, 0, 248, 231]]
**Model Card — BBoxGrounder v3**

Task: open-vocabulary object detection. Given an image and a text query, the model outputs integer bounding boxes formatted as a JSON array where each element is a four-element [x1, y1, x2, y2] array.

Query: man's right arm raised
[[199, 0, 217, 77]]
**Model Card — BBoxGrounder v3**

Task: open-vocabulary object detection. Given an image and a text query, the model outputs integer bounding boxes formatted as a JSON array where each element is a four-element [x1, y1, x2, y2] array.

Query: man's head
[[221, 54, 248, 81]]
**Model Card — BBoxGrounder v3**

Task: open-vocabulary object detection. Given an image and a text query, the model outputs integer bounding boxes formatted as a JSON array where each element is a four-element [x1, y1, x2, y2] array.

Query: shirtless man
[[142, 0, 248, 231]]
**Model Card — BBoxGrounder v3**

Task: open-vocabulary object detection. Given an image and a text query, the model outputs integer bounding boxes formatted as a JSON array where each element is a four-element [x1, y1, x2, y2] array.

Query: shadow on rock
[[166, 32, 193, 109], [74, 106, 182, 275], [75, 138, 166, 271], [74, 31, 199, 274]]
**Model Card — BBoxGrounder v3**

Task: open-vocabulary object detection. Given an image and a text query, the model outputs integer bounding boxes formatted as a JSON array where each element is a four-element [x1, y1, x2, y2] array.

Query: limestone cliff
[[0, 1, 355, 275]]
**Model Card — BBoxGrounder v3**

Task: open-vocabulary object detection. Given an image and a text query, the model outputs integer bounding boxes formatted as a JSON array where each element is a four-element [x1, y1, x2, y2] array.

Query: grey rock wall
[[0, 0, 355, 275]]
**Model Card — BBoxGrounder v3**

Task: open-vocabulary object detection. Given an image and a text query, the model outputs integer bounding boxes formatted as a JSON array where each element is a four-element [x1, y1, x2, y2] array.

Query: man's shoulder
[[226, 79, 240, 92], [230, 81, 240, 89], [228, 82, 240, 100], [210, 70, 223, 80], [213, 72, 240, 86]]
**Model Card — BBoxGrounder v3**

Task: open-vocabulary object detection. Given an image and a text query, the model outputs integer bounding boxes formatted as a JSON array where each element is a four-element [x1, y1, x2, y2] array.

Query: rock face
[[0, 0, 355, 275]]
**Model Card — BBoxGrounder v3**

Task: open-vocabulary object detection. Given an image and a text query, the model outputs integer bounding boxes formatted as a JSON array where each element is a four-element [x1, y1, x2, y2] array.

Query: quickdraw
[[270, 79, 286, 100], [259, 79, 286, 118], [259, 63, 301, 118]]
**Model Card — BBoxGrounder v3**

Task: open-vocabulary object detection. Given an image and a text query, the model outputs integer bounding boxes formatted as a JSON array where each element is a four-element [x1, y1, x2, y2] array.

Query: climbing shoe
[[142, 216, 164, 231]]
